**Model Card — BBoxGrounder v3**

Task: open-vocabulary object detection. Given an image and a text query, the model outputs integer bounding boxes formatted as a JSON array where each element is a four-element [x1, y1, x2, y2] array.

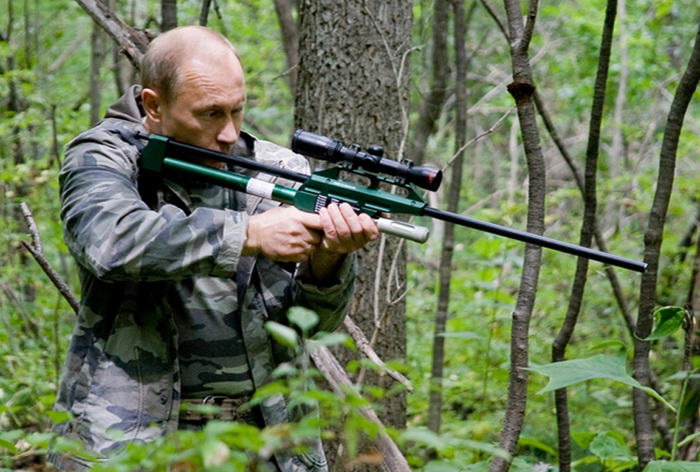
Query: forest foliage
[[2, 0, 700, 471]]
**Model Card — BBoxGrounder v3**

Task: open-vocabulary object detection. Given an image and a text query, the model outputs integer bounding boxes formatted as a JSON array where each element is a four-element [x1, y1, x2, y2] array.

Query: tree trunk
[[408, 0, 450, 165], [272, 0, 299, 94], [161, 0, 178, 31], [605, 0, 627, 230], [199, 0, 213, 26], [552, 2, 617, 470], [490, 1, 544, 470], [105, 0, 133, 96], [295, 0, 412, 468], [89, 19, 106, 126], [634, 19, 700, 469], [428, 0, 471, 435], [533, 89, 638, 334]]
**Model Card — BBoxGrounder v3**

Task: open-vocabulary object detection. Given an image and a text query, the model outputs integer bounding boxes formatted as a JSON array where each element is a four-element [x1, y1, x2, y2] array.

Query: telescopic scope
[[292, 130, 442, 192]]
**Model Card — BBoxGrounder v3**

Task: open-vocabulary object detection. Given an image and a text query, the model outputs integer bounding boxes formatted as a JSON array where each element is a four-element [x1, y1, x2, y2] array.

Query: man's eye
[[202, 110, 220, 119]]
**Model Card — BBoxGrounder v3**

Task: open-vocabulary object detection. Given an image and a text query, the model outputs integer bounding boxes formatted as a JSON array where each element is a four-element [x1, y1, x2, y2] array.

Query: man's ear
[[141, 88, 162, 123]]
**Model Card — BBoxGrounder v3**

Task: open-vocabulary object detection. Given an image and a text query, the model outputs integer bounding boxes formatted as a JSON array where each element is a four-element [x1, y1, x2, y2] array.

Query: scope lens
[[408, 165, 442, 191]]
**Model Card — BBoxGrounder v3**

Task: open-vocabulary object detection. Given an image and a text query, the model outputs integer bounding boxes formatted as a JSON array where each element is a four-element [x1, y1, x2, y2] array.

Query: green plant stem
[[670, 369, 696, 461]]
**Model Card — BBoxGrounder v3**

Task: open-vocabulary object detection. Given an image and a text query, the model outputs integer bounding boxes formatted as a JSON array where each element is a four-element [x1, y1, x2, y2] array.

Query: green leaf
[[309, 332, 352, 348], [525, 354, 675, 411], [25, 432, 55, 448], [0, 437, 17, 454], [645, 306, 686, 341], [589, 432, 633, 460], [46, 410, 73, 424], [287, 307, 319, 334], [677, 431, 700, 448], [589, 339, 629, 353], [571, 431, 597, 450], [265, 321, 299, 349], [518, 436, 557, 458], [422, 461, 462, 472], [644, 461, 700, 471], [399, 427, 445, 450]]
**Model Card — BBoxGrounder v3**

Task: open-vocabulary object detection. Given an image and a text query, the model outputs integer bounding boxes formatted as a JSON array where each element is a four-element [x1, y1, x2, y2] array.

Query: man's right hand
[[243, 206, 324, 263]]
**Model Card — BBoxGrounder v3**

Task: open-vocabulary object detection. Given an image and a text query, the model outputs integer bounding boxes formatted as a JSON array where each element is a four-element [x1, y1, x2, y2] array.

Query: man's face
[[146, 53, 246, 154]]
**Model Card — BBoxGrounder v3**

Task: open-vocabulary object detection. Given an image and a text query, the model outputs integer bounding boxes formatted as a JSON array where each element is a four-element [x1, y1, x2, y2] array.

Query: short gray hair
[[139, 26, 241, 104]]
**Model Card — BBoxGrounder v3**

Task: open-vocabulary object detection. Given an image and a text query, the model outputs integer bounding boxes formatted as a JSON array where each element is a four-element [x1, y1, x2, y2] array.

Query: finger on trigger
[[299, 208, 323, 230]]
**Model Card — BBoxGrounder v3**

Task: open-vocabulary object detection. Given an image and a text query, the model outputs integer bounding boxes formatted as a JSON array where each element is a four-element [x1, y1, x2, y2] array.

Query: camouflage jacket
[[50, 86, 354, 471]]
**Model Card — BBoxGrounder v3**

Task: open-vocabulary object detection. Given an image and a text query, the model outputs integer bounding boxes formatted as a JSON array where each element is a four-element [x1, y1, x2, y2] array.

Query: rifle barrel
[[143, 135, 647, 273], [422, 207, 647, 273]]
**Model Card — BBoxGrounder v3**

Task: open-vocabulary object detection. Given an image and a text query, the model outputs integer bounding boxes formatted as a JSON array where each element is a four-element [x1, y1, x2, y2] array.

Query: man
[[49, 25, 378, 471]]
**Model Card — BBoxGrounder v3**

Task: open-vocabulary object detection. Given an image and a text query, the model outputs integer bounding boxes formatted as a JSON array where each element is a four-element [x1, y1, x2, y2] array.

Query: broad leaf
[[525, 354, 674, 411], [265, 321, 299, 349], [287, 307, 319, 334], [645, 306, 686, 341], [644, 461, 700, 471], [589, 432, 633, 461]]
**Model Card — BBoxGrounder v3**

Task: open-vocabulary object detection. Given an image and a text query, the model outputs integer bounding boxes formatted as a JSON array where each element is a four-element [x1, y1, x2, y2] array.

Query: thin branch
[[343, 316, 413, 392], [442, 106, 516, 172], [479, 0, 508, 40], [74, 0, 152, 69], [521, 0, 539, 50], [20, 203, 79, 314]]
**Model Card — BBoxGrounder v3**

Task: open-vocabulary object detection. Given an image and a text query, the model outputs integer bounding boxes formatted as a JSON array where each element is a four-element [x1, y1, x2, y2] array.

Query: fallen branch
[[309, 345, 411, 472]]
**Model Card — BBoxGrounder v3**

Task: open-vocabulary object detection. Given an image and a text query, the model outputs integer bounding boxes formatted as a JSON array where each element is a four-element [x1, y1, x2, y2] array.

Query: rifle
[[140, 131, 647, 273]]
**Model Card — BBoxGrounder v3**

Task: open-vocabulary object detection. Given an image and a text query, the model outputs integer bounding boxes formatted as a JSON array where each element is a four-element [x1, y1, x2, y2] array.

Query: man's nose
[[217, 119, 239, 147]]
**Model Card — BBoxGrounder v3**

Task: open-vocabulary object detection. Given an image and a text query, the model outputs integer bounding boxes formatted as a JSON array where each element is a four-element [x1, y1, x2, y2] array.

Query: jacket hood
[[104, 85, 146, 124]]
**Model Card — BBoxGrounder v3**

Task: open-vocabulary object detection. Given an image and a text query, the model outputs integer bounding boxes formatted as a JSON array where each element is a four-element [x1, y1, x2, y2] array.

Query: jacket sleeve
[[294, 254, 356, 332], [60, 125, 246, 282]]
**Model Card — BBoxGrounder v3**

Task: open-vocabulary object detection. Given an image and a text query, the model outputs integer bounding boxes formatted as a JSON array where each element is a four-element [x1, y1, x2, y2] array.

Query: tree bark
[[199, 0, 213, 26], [428, 0, 471, 435], [89, 19, 106, 126], [408, 0, 451, 165], [634, 19, 700, 469], [272, 0, 299, 94], [605, 0, 628, 230], [74, 0, 151, 69], [490, 1, 544, 470], [295, 0, 412, 468], [161, 0, 177, 31], [551, 2, 616, 471], [106, 0, 134, 96]]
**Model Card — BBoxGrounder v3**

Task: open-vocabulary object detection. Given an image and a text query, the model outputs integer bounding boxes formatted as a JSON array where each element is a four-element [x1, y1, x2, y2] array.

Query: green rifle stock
[[139, 132, 647, 273]]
